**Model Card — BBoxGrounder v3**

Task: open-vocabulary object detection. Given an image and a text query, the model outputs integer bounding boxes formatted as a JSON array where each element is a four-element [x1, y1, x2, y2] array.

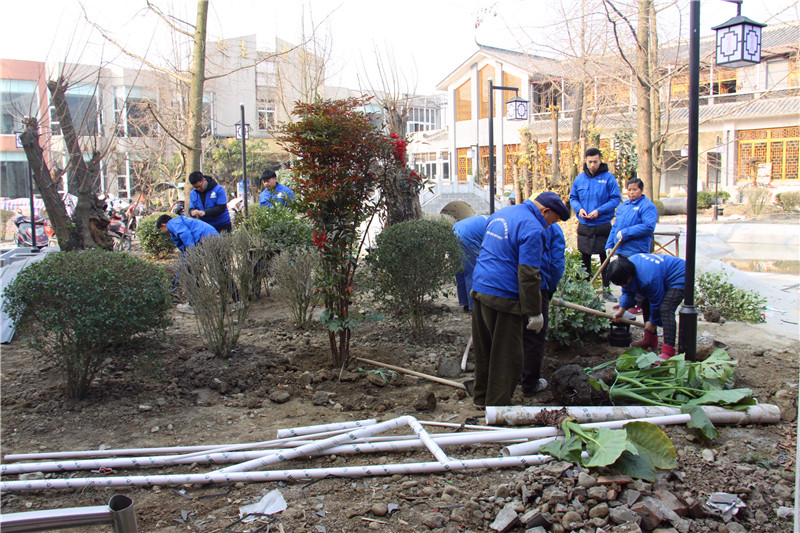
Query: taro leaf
[[623, 421, 677, 469], [588, 378, 609, 392], [635, 351, 662, 369], [681, 405, 718, 440], [696, 349, 736, 381], [685, 388, 755, 408], [611, 450, 657, 482], [616, 348, 645, 371], [583, 427, 628, 467], [540, 434, 583, 464]]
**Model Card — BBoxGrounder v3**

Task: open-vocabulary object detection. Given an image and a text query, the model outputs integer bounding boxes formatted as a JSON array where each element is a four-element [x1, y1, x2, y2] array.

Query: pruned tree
[[18, 69, 113, 251]]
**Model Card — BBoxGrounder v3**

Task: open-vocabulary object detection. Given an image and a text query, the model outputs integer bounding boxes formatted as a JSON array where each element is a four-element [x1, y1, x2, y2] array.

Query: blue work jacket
[[190, 180, 231, 229], [620, 253, 686, 326], [472, 200, 547, 300], [166, 216, 219, 252], [453, 215, 489, 259], [259, 183, 295, 208], [570, 168, 622, 226], [541, 223, 566, 293], [606, 195, 659, 256]]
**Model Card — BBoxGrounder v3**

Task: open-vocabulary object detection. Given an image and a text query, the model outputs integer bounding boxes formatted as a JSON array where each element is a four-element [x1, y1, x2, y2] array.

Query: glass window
[[1, 80, 37, 135], [0, 160, 32, 198], [258, 102, 276, 131]]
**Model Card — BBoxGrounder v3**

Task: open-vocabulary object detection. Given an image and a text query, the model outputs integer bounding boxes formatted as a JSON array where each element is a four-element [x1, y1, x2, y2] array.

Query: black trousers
[[521, 290, 550, 391], [471, 297, 524, 407]]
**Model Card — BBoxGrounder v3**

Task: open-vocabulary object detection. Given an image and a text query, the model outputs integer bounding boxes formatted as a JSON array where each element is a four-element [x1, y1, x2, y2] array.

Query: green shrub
[[236, 204, 313, 253], [180, 230, 259, 358], [548, 250, 609, 345], [366, 219, 463, 336], [696, 270, 766, 323], [697, 190, 731, 210], [776, 191, 800, 212], [744, 187, 772, 215], [2, 249, 172, 398], [269, 246, 320, 328], [139, 212, 177, 258]]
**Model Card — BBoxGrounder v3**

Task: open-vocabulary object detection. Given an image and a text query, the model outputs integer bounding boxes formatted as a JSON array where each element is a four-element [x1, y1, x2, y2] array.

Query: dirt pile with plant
[[1, 287, 796, 532]]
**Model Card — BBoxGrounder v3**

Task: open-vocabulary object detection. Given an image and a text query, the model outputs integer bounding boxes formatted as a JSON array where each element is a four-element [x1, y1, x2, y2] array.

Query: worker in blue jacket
[[570, 148, 622, 301], [157, 214, 218, 252], [520, 219, 566, 396], [605, 177, 658, 257], [453, 215, 489, 312], [157, 214, 219, 314], [188, 171, 232, 232], [259, 169, 295, 208], [607, 254, 686, 362], [471, 191, 570, 407]]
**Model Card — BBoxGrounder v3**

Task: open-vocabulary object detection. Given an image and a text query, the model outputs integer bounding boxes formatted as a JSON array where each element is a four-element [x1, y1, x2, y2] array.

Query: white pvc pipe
[[1, 430, 532, 475], [486, 404, 781, 426], [217, 415, 449, 473], [1, 454, 556, 492], [275, 418, 377, 439]]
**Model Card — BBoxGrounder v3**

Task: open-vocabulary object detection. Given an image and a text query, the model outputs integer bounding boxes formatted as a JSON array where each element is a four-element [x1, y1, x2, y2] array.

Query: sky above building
[[0, 0, 796, 95]]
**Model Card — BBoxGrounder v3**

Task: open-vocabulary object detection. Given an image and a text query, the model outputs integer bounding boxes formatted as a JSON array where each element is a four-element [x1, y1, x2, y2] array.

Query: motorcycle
[[13, 215, 54, 248], [107, 208, 132, 251]]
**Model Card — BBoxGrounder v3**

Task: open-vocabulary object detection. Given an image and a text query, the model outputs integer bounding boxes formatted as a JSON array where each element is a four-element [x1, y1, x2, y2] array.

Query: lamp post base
[[679, 304, 698, 361]]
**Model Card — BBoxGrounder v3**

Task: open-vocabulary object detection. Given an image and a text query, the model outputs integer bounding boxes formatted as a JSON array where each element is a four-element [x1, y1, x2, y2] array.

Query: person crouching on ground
[[157, 214, 219, 314], [470, 191, 570, 407], [606, 254, 686, 361]]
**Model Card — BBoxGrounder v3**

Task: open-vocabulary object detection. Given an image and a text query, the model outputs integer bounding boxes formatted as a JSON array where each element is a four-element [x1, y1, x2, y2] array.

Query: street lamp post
[[488, 78, 528, 214], [678, 0, 764, 361]]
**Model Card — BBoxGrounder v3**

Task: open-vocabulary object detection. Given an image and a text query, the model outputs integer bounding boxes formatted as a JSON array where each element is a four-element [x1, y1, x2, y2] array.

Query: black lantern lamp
[[505, 95, 529, 121], [712, 2, 766, 68]]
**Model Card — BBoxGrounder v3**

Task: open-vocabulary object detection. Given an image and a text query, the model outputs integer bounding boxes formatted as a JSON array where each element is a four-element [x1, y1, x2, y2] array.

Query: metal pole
[[28, 164, 38, 249], [240, 104, 248, 219], [0, 495, 138, 533], [488, 78, 495, 214], [679, 0, 700, 361]]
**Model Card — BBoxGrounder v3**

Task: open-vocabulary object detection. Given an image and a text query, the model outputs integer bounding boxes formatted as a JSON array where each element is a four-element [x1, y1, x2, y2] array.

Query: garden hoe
[[551, 297, 644, 328]]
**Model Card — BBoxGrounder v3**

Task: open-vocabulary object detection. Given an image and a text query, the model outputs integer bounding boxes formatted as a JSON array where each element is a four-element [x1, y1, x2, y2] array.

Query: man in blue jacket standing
[[471, 191, 570, 407], [453, 215, 489, 312], [259, 169, 295, 208], [607, 254, 686, 361], [189, 171, 232, 233], [520, 218, 566, 396], [570, 148, 622, 301]]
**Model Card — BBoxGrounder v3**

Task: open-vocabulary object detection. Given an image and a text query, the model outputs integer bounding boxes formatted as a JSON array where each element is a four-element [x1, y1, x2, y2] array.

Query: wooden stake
[[354, 357, 467, 390]]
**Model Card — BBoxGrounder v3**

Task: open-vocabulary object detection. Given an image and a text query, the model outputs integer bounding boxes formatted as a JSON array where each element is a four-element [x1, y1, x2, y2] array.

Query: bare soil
[[1, 287, 797, 532]]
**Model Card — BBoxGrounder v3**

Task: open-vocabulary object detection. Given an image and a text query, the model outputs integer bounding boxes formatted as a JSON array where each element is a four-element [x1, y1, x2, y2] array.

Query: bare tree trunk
[[383, 105, 423, 226], [635, 0, 653, 198], [184, 0, 209, 197], [570, 80, 585, 182], [521, 128, 532, 200], [550, 106, 561, 186], [649, 0, 663, 200]]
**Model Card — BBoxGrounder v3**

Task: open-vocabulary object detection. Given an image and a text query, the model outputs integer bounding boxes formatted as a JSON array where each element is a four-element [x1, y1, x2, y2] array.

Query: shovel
[[591, 238, 623, 285]]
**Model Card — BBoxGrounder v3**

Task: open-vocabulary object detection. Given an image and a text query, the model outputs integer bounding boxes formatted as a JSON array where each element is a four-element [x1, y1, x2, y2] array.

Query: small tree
[[278, 97, 419, 369], [366, 219, 463, 336], [180, 230, 258, 358], [549, 250, 609, 345]]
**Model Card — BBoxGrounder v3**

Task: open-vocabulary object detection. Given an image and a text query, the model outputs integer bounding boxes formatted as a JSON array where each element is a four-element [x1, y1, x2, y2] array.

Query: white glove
[[617, 231, 623, 241], [527, 314, 544, 333]]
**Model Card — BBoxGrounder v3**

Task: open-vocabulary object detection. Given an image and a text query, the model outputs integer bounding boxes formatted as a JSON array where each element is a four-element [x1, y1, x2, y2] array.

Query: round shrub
[[3, 249, 173, 398], [366, 218, 462, 336], [236, 204, 312, 253], [139, 212, 177, 258]]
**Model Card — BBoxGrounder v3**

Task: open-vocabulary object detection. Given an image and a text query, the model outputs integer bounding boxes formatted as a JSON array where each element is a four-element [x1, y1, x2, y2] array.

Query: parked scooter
[[13, 215, 53, 248], [107, 208, 132, 251]]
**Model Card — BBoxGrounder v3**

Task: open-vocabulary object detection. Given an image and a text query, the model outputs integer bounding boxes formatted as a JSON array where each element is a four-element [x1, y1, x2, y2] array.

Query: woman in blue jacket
[[605, 178, 658, 258], [607, 254, 685, 361]]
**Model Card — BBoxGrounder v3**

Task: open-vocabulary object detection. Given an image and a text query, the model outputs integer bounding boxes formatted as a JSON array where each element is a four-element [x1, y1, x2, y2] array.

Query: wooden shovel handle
[[551, 297, 645, 328], [591, 238, 623, 284]]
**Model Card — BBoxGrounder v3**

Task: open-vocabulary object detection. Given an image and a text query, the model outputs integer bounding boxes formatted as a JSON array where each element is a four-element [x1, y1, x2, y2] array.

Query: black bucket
[[609, 323, 632, 347]]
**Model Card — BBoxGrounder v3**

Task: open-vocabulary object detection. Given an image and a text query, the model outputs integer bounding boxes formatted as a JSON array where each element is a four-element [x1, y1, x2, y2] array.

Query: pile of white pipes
[[0, 405, 780, 492]]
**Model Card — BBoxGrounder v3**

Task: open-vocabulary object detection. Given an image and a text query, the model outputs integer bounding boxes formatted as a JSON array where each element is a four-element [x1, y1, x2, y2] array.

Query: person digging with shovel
[[606, 254, 686, 362]]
